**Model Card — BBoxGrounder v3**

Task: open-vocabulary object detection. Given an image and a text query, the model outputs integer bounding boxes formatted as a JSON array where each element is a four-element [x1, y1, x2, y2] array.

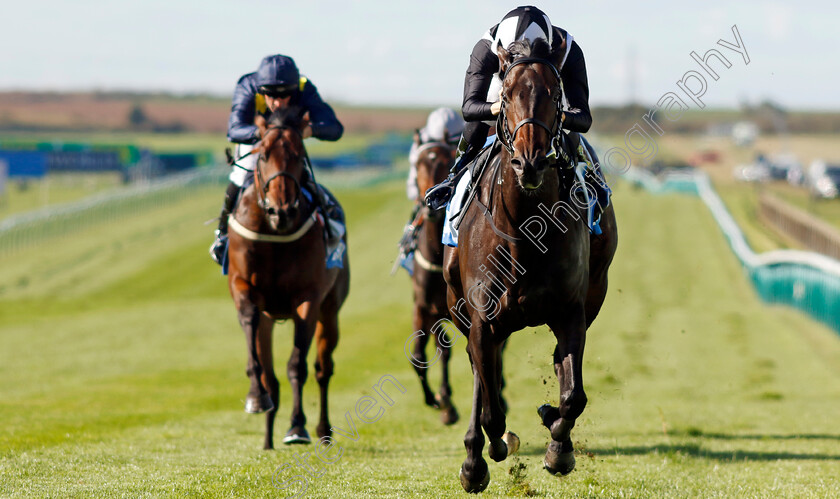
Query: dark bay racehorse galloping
[[227, 107, 350, 449], [406, 134, 460, 425], [444, 38, 617, 492]]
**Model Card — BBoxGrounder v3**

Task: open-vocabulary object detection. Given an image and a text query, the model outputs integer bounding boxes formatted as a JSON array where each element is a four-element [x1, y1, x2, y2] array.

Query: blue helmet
[[256, 54, 300, 96]]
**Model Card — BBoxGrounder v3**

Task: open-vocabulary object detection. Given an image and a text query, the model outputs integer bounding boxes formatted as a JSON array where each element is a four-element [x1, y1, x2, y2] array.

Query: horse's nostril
[[511, 157, 523, 169]]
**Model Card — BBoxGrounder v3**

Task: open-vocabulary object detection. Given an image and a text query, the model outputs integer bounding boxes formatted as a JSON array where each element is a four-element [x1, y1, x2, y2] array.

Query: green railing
[[626, 168, 840, 334], [0, 165, 403, 256]]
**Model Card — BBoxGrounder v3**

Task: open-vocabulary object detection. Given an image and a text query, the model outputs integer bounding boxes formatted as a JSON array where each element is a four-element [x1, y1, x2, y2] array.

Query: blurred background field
[[1, 168, 839, 497], [2, 1, 840, 494]]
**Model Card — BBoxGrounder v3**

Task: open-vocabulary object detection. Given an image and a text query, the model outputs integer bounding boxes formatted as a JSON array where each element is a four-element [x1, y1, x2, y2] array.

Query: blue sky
[[1, 1, 837, 109]]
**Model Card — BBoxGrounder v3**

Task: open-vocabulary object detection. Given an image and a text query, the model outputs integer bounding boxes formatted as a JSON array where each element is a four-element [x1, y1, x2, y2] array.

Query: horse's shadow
[[516, 433, 840, 462]]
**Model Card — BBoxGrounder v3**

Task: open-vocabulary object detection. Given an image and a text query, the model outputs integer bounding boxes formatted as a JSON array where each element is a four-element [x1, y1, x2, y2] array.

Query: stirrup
[[209, 230, 228, 265], [424, 177, 455, 211]]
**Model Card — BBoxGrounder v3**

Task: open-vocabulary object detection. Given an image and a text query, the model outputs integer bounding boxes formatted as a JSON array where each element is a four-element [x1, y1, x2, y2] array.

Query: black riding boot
[[424, 122, 489, 210], [209, 181, 241, 265]]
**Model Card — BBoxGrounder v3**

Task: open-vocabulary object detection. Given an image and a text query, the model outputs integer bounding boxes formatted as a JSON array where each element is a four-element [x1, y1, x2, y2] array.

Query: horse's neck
[[418, 214, 444, 262], [236, 186, 266, 229]]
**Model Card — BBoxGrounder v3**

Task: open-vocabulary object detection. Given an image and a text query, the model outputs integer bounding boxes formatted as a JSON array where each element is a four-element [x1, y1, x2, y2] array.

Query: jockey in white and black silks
[[211, 54, 343, 265], [425, 5, 592, 209]]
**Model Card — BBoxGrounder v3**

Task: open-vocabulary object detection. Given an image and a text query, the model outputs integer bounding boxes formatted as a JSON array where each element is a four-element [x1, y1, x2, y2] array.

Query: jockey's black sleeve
[[462, 39, 499, 123], [559, 42, 592, 133]]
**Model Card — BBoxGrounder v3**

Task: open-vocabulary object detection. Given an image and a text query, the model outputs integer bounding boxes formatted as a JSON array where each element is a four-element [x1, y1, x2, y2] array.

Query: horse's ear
[[413, 129, 421, 147], [496, 41, 511, 76], [255, 115, 267, 137], [442, 127, 449, 144]]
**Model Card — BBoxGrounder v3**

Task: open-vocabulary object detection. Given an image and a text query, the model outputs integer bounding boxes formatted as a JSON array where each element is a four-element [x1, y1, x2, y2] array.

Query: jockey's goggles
[[259, 84, 297, 99]]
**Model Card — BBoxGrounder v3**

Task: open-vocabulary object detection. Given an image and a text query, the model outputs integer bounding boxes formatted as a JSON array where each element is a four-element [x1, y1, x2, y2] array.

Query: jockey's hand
[[491, 101, 502, 116], [302, 125, 313, 139]]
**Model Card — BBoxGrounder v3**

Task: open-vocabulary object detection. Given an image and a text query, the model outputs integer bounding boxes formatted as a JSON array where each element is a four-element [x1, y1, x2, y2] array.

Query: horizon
[[0, 1, 836, 111]]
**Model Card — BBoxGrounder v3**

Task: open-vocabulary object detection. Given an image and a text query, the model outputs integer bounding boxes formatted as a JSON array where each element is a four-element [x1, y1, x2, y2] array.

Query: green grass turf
[[1, 180, 839, 498]]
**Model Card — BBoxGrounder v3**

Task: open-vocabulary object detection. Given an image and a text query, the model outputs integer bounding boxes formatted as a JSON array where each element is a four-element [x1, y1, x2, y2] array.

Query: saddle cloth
[[442, 135, 611, 247]]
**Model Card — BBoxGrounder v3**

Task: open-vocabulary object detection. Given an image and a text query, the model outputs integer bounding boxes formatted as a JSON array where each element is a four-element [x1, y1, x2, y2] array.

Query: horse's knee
[[287, 357, 308, 382], [314, 360, 333, 385], [560, 389, 587, 420]]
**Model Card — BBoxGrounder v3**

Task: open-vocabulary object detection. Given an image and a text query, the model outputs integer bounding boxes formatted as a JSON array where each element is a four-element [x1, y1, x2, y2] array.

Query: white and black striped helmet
[[490, 5, 553, 54]]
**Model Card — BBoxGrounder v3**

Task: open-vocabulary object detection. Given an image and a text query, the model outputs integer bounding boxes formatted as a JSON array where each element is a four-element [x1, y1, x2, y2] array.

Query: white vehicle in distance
[[808, 160, 840, 199]]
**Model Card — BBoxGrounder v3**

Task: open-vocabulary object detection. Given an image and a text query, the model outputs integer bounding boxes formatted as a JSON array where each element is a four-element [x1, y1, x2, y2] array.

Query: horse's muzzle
[[266, 205, 297, 233], [512, 156, 548, 190]]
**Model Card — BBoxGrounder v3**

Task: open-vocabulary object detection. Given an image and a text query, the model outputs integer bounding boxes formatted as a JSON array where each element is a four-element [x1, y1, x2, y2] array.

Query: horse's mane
[[507, 37, 553, 61], [267, 105, 305, 130]]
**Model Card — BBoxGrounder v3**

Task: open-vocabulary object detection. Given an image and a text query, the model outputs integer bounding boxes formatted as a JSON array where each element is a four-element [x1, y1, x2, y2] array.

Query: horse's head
[[496, 37, 566, 190], [414, 129, 456, 220], [255, 106, 311, 233]]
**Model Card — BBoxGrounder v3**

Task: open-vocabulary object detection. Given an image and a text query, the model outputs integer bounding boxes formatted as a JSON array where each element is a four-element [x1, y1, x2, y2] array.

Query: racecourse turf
[[1, 179, 839, 498]]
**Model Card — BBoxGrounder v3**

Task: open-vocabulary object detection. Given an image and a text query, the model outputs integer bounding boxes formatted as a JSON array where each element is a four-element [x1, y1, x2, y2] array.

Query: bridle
[[496, 57, 572, 166], [256, 125, 304, 218]]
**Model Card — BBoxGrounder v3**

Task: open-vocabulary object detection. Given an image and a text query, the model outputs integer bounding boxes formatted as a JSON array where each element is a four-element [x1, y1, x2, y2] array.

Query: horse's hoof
[[544, 440, 575, 476], [459, 462, 490, 493], [488, 438, 508, 462], [282, 427, 312, 445], [502, 431, 520, 456], [441, 405, 459, 425], [244, 394, 274, 414]]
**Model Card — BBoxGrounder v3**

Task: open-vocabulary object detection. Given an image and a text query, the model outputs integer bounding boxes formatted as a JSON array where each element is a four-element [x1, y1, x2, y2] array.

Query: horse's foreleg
[[410, 304, 438, 408], [313, 313, 338, 440], [237, 299, 274, 414], [460, 355, 489, 493], [473, 332, 508, 463], [256, 312, 278, 449], [284, 301, 318, 444], [543, 306, 588, 475]]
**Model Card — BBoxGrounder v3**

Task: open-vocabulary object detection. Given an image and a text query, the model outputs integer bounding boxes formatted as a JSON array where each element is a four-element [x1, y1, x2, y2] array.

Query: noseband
[[496, 57, 569, 165]]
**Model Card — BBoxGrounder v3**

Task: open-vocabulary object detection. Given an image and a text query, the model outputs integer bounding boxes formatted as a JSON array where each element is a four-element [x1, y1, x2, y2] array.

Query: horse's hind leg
[[313, 312, 338, 440], [542, 305, 588, 476], [256, 313, 279, 450], [586, 203, 617, 327], [284, 301, 318, 445], [410, 305, 439, 409], [434, 321, 459, 425]]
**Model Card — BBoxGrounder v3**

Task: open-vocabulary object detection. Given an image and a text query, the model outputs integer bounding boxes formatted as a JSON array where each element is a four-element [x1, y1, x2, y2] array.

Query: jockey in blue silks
[[210, 54, 343, 264]]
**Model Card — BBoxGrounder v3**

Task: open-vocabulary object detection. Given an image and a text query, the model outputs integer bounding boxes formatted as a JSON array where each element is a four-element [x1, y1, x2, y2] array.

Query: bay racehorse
[[444, 38, 617, 492], [406, 132, 460, 425], [226, 106, 350, 449]]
